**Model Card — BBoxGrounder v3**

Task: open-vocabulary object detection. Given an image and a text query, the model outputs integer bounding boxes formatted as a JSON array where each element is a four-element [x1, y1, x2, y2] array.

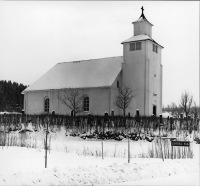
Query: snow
[[0, 111, 21, 115], [114, 172, 200, 185], [0, 127, 199, 185], [162, 112, 174, 118]]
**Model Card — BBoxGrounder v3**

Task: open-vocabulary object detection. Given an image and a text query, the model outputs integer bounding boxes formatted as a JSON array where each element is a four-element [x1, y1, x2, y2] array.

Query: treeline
[[162, 91, 199, 119], [0, 80, 27, 112]]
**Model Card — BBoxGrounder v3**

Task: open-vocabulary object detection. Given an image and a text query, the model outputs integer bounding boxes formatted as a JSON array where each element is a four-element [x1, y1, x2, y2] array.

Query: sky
[[0, 1, 199, 107]]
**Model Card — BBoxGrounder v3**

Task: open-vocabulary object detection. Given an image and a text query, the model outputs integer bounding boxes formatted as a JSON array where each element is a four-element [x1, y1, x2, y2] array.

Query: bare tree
[[179, 91, 193, 117], [114, 85, 135, 121], [57, 88, 86, 117], [191, 101, 200, 119], [170, 102, 182, 118]]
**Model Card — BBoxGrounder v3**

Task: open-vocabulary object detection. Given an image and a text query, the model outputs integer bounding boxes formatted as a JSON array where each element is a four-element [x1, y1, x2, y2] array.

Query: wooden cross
[[141, 6, 144, 14]]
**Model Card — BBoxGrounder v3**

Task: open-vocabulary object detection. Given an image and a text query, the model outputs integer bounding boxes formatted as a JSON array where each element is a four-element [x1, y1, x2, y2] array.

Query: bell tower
[[121, 7, 163, 116], [133, 6, 153, 37]]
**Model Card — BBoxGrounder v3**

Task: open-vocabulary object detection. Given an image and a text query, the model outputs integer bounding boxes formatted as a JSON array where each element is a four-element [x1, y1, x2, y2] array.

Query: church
[[22, 7, 163, 116]]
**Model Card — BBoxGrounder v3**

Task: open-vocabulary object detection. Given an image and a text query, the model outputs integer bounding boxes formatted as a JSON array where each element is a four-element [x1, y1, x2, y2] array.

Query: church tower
[[121, 7, 163, 116]]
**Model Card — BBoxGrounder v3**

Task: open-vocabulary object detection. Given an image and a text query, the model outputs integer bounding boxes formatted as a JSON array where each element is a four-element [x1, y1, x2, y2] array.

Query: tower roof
[[121, 34, 164, 48], [132, 6, 153, 26]]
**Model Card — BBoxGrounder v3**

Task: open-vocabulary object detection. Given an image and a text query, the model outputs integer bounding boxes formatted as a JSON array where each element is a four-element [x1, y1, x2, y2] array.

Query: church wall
[[146, 40, 162, 115], [123, 41, 146, 116], [109, 71, 123, 116], [24, 90, 52, 114], [24, 87, 111, 115], [160, 64, 163, 114], [77, 87, 110, 115]]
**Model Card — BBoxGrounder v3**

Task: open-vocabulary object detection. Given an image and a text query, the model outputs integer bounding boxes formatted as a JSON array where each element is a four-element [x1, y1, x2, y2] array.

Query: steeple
[[139, 6, 146, 20], [132, 7, 153, 37], [135, 6, 152, 24]]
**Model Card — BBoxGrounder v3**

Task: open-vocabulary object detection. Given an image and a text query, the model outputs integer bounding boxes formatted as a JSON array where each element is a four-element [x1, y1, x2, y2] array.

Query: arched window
[[83, 96, 89, 112], [44, 97, 49, 113]]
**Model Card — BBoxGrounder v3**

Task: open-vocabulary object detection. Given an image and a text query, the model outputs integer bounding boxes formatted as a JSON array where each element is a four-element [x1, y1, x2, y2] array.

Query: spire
[[140, 6, 146, 19], [133, 6, 153, 26]]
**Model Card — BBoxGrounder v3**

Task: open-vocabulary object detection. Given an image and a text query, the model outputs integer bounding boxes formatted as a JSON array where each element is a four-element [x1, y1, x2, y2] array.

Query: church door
[[153, 105, 157, 116]]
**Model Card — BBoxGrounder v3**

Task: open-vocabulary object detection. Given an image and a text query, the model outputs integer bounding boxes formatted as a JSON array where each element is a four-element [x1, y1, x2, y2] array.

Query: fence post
[[170, 117, 173, 131], [4, 113, 6, 148], [88, 113, 91, 133], [159, 114, 164, 161], [135, 109, 140, 132], [180, 113, 183, 130], [45, 115, 49, 168], [128, 136, 130, 163], [159, 114, 163, 136], [71, 110, 73, 133], [171, 145, 173, 160], [128, 113, 131, 133], [101, 139, 104, 160], [188, 115, 191, 132], [185, 116, 188, 131], [104, 112, 108, 134]]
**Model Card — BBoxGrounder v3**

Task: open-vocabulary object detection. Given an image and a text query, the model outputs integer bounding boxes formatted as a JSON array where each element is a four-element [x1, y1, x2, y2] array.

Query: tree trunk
[[123, 109, 126, 129]]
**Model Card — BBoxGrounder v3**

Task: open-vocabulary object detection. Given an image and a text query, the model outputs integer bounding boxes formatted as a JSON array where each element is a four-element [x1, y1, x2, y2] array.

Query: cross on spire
[[141, 6, 144, 14]]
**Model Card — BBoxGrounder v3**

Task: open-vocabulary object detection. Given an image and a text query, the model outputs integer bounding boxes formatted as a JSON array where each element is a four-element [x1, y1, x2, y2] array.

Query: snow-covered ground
[[0, 127, 199, 185], [114, 172, 199, 186]]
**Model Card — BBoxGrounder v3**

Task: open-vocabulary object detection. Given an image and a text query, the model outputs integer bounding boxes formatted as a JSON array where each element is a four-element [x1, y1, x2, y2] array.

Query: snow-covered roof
[[121, 34, 164, 48], [23, 56, 123, 92]]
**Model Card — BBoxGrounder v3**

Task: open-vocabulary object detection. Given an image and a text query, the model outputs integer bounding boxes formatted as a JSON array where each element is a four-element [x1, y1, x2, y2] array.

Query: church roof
[[23, 56, 123, 92], [121, 34, 164, 48]]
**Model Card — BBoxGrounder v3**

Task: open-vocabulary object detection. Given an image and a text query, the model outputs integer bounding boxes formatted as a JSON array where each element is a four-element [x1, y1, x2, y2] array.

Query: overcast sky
[[0, 1, 199, 107]]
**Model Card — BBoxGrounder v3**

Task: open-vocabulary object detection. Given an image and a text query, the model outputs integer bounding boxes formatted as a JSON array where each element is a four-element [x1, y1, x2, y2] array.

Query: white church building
[[22, 7, 163, 116]]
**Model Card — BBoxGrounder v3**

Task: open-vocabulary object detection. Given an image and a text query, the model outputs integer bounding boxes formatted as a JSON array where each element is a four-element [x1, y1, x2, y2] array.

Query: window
[[83, 96, 89, 112], [153, 44, 158, 53], [130, 42, 141, 51], [136, 42, 141, 50], [44, 97, 49, 113], [130, 43, 135, 51]]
